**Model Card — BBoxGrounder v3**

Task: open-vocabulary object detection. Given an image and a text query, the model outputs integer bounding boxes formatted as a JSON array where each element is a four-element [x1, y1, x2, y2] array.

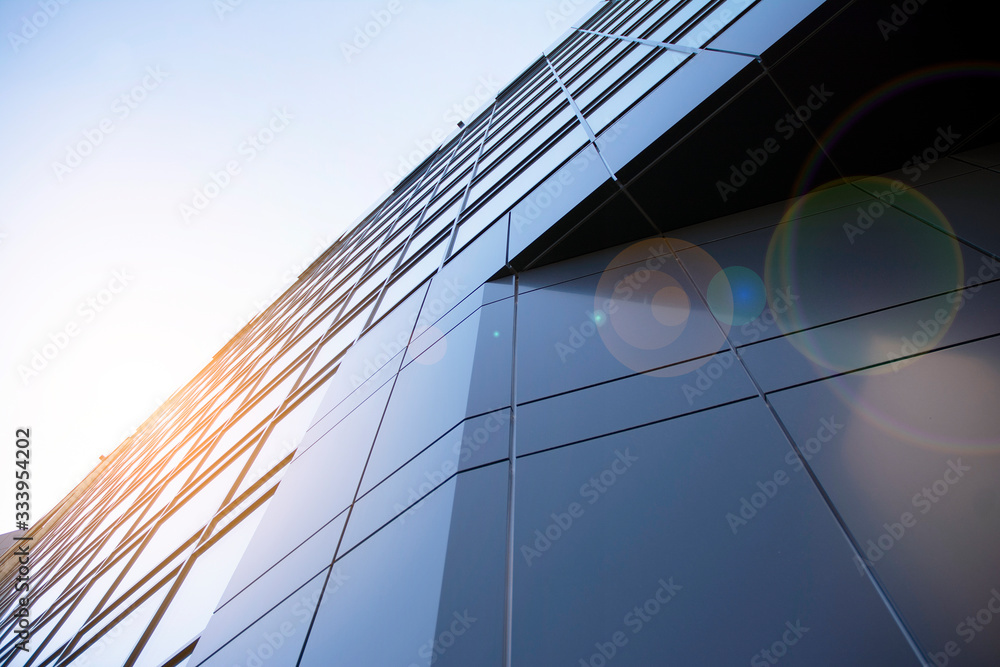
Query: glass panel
[[63, 587, 170, 667], [301, 351, 401, 456], [467, 124, 590, 246], [676, 188, 974, 346], [300, 463, 508, 666], [768, 335, 1000, 666], [596, 49, 751, 172], [406, 280, 513, 367], [360, 297, 514, 495], [198, 513, 347, 663], [516, 239, 728, 402], [430, 217, 510, 326], [518, 351, 756, 455], [192, 571, 327, 667], [708, 0, 826, 56], [132, 501, 269, 667], [508, 143, 613, 257], [332, 282, 428, 397], [739, 274, 1000, 393], [882, 169, 1000, 257], [341, 409, 510, 553], [224, 380, 391, 594], [512, 398, 919, 665]]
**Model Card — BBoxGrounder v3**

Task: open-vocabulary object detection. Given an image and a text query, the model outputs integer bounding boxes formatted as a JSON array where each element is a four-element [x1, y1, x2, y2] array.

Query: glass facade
[[3, 0, 999, 665]]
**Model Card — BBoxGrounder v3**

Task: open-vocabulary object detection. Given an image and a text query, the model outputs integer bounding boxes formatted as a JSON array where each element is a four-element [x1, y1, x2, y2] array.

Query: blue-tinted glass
[[200, 512, 346, 663], [516, 240, 728, 402], [740, 275, 1000, 392], [596, 50, 752, 174], [301, 350, 401, 454], [676, 191, 974, 346], [409, 266, 514, 367], [517, 235, 674, 294], [508, 143, 612, 258], [512, 399, 919, 665], [768, 335, 1000, 665], [884, 168, 1000, 257], [194, 571, 327, 667], [360, 297, 513, 495], [231, 380, 390, 588], [341, 409, 509, 554], [335, 281, 428, 389], [300, 464, 508, 666], [707, 0, 826, 56], [518, 351, 756, 455]]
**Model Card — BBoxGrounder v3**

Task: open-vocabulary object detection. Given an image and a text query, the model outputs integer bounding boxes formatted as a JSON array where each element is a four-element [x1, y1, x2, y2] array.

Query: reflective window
[[516, 239, 728, 402], [300, 464, 508, 667], [229, 380, 391, 589], [194, 571, 327, 667], [512, 399, 918, 665], [342, 409, 510, 553], [360, 298, 514, 495], [768, 335, 1000, 665]]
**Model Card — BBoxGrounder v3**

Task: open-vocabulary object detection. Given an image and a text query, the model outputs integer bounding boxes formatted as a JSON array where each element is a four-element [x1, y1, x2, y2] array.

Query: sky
[[0, 0, 602, 532]]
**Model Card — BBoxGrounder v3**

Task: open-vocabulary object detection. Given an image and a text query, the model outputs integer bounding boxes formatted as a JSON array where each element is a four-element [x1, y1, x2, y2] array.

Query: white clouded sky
[[0, 0, 600, 530]]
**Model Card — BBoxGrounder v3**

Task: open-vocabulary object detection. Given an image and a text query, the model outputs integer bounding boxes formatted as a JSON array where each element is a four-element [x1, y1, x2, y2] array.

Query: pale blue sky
[[0, 0, 601, 528]]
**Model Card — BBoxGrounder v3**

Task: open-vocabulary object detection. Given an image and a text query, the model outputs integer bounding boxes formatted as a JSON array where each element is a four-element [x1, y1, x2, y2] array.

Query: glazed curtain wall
[[194, 148, 1000, 666]]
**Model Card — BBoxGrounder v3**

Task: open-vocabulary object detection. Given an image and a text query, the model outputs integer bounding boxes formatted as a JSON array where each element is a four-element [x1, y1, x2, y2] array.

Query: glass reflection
[[300, 464, 507, 666]]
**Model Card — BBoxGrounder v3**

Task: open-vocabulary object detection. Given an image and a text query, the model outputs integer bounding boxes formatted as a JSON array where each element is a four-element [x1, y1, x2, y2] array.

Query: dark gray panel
[[769, 335, 1000, 666], [512, 399, 918, 665], [300, 464, 508, 667]]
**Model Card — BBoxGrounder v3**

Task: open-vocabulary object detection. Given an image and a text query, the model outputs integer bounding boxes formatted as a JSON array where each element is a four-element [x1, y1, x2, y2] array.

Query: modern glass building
[[4, 0, 1000, 664]]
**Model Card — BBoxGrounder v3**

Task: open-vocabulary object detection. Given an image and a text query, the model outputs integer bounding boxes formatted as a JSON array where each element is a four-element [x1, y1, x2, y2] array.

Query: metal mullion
[[446, 99, 500, 257]]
